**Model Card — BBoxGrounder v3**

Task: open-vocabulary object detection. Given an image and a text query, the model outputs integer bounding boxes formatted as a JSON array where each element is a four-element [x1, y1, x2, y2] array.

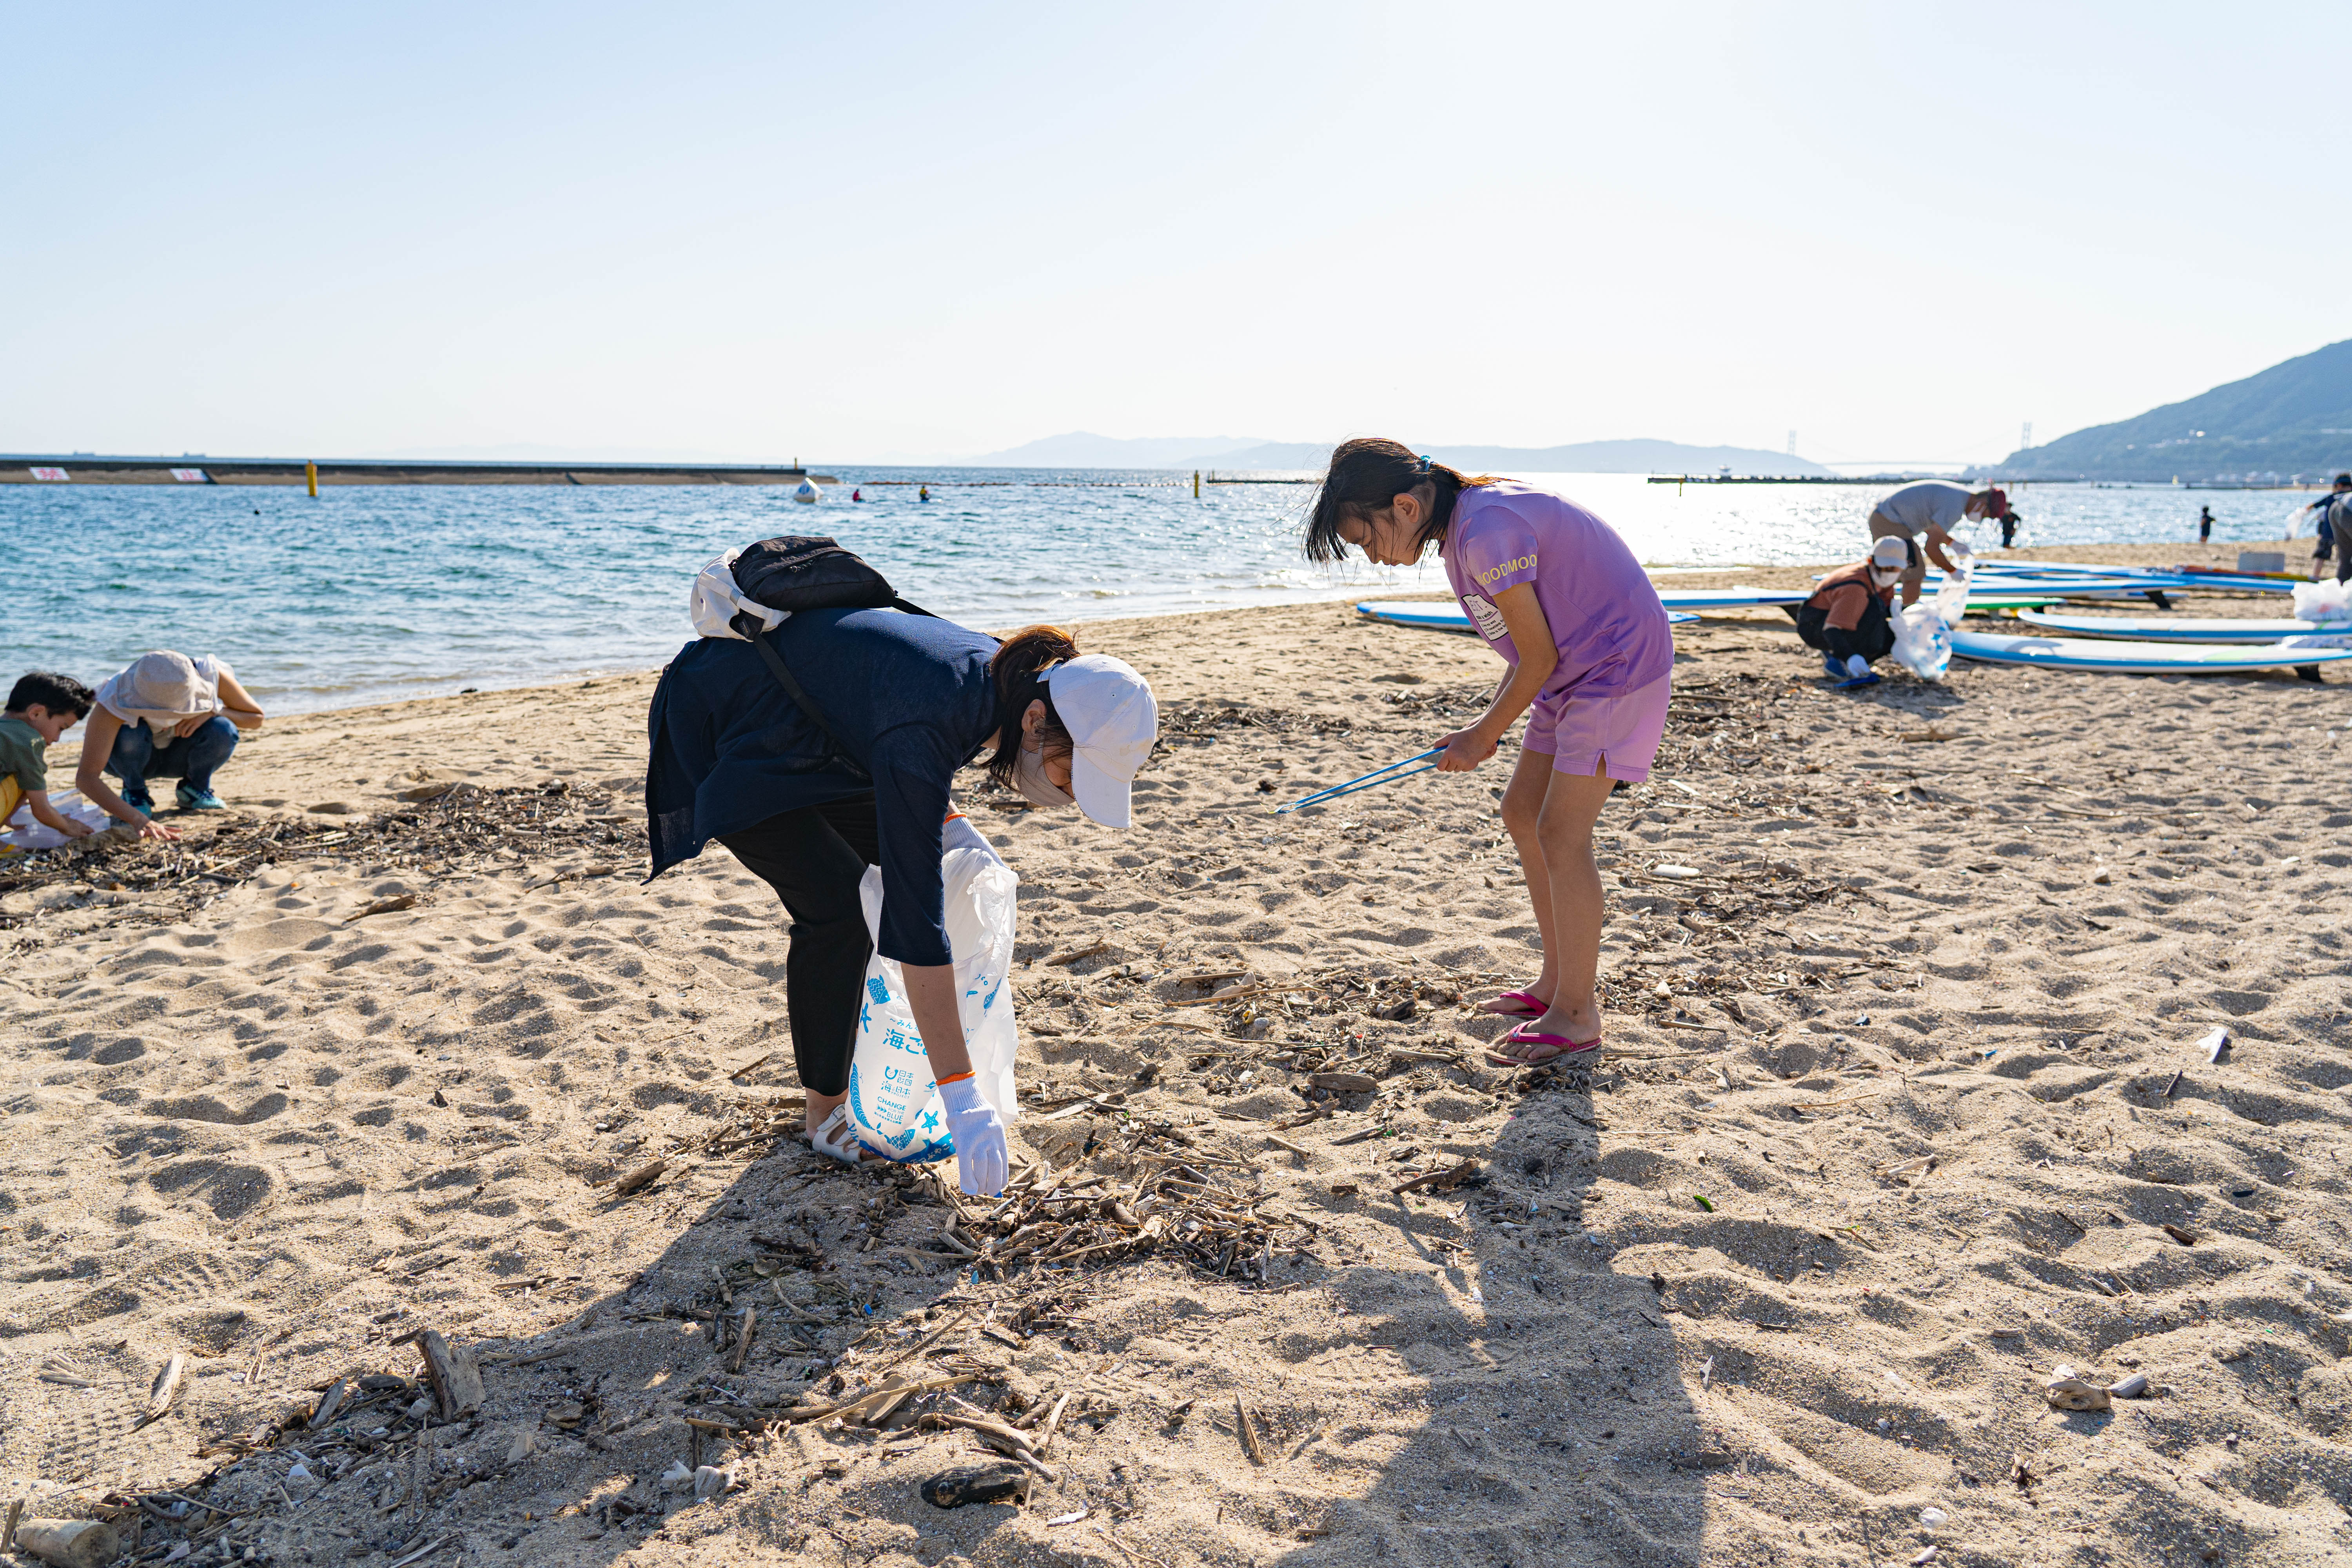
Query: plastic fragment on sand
[[2199, 1027, 2230, 1063]]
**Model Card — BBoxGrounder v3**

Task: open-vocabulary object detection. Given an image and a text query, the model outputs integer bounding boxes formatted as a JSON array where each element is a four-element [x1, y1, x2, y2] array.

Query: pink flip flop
[[1483, 1025, 1603, 1067], [1478, 989, 1548, 1018]]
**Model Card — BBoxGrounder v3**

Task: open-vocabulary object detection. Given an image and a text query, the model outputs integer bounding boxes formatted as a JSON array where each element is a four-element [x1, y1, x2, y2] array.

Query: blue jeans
[[107, 715, 239, 804]]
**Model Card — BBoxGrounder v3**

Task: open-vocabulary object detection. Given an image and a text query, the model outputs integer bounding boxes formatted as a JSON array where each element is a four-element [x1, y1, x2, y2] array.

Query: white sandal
[[809, 1104, 866, 1165]]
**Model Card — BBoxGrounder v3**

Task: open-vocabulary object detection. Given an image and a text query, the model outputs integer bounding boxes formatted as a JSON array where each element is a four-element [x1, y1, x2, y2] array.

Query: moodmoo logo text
[[1474, 555, 1536, 588]]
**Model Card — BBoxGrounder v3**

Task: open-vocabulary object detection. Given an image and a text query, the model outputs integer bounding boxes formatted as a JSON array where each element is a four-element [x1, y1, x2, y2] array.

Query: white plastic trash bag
[[1890, 543, 1975, 682], [844, 816, 1021, 1162], [1, 787, 111, 852], [2291, 578, 2352, 623]]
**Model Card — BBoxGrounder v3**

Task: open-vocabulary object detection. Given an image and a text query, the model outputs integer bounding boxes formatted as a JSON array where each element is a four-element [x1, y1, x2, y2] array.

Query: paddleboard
[[2012, 610, 2352, 643], [1657, 588, 1807, 610], [1354, 601, 1697, 632], [1921, 575, 2151, 595], [1958, 593, 2072, 610], [1961, 566, 2296, 594], [1950, 630, 2352, 675]]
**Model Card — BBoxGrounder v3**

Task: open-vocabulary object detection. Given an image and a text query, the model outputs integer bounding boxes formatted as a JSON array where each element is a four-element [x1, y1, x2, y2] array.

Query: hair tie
[[1416, 455, 1432, 473]]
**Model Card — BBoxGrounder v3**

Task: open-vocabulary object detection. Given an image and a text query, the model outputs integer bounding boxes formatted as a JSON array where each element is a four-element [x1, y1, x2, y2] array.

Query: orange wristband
[[935, 1070, 975, 1085]]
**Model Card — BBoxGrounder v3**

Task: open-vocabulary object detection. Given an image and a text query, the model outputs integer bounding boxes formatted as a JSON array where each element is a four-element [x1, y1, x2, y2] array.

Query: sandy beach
[[5, 537, 2351, 1568]]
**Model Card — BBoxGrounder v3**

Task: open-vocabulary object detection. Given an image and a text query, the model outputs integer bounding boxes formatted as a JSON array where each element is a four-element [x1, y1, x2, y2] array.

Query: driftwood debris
[[1392, 1159, 1483, 1196], [349, 893, 418, 921], [725, 1305, 757, 1374], [1234, 1397, 1269, 1466], [416, 1331, 485, 1419], [308, 1376, 352, 1430], [1307, 1072, 1378, 1095], [14, 1520, 122, 1568], [136, 1352, 187, 1428], [610, 1158, 668, 1197]]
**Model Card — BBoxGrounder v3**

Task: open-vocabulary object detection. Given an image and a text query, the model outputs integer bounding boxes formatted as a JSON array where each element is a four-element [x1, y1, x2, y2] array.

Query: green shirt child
[[2, 672, 99, 842]]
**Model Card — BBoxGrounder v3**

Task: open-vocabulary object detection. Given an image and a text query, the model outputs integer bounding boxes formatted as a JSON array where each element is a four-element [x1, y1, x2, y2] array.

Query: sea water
[[3, 468, 2314, 713]]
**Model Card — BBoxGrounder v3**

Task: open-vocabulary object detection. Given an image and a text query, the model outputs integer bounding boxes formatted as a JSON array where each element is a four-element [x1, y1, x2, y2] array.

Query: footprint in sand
[[224, 917, 337, 955]]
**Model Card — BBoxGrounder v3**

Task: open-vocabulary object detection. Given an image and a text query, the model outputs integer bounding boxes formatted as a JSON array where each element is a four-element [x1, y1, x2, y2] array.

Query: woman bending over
[[1305, 439, 1673, 1063], [648, 606, 1157, 1196]]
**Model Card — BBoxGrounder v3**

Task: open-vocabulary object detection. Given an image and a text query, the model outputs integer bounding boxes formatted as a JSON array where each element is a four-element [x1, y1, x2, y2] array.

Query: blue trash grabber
[[1271, 748, 1445, 814]]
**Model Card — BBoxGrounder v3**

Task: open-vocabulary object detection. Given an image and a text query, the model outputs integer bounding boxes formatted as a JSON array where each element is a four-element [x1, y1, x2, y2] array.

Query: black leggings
[[718, 795, 880, 1097]]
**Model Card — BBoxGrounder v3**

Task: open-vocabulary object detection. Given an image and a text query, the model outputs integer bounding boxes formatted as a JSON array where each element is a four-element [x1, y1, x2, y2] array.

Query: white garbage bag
[[1890, 543, 1975, 682], [1, 787, 112, 853], [844, 815, 1021, 1162], [2291, 578, 2352, 622]]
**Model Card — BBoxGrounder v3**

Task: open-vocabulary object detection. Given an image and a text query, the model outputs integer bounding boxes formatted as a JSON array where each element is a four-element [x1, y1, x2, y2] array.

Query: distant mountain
[[1982, 338, 2352, 482], [1423, 439, 1832, 477], [1188, 441, 1336, 470], [969, 432, 1830, 475]]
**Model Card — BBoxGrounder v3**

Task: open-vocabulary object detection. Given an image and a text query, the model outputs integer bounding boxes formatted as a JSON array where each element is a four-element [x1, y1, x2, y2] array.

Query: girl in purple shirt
[[1305, 439, 1673, 1063]]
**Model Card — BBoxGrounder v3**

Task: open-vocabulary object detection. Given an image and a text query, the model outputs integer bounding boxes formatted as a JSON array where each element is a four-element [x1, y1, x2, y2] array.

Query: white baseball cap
[[1040, 655, 1158, 829], [1869, 537, 1911, 570]]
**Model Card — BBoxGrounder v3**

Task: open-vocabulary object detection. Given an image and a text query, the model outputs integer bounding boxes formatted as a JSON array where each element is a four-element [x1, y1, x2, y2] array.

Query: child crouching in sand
[[1304, 439, 1673, 1063]]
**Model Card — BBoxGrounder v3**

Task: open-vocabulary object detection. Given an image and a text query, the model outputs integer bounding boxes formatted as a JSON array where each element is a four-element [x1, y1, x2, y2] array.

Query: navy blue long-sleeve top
[[646, 608, 1001, 966]]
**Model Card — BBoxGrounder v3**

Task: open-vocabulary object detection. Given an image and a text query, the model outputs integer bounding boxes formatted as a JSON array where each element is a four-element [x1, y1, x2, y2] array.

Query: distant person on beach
[[2, 672, 98, 842], [648, 599, 1158, 1198], [1790, 538, 1911, 687], [2328, 485, 2352, 586], [74, 652, 265, 837], [1303, 438, 1673, 1067], [2303, 473, 2351, 574], [1868, 481, 2018, 603], [2198, 505, 2214, 543]]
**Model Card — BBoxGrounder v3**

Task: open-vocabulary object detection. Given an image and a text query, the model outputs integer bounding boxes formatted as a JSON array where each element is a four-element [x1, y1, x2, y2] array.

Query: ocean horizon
[[7, 468, 2315, 716]]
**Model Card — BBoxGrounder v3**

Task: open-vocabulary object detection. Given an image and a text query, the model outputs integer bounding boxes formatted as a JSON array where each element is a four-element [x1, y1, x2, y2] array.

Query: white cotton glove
[[938, 1074, 1008, 1198]]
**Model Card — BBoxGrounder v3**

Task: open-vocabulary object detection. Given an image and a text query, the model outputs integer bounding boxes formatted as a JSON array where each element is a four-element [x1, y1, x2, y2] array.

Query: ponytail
[[1302, 437, 1501, 564], [983, 624, 1081, 788]]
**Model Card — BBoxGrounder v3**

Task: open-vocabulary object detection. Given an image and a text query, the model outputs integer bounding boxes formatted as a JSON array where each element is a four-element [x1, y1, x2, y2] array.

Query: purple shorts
[[1521, 674, 1671, 781]]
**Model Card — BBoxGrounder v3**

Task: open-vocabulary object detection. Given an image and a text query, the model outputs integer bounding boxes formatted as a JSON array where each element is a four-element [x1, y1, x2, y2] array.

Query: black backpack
[[726, 537, 932, 781]]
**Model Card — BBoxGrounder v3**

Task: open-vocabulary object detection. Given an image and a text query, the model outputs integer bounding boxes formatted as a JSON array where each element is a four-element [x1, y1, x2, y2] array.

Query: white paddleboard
[[2012, 610, 2352, 643], [1354, 601, 1698, 632], [1951, 630, 2352, 674]]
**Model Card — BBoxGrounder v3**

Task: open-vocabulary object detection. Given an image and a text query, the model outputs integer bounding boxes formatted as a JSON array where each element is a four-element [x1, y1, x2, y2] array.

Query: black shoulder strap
[[750, 628, 872, 784]]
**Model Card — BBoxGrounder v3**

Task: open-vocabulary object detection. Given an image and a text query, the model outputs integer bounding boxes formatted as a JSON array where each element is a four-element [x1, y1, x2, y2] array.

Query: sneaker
[[1821, 652, 1845, 679], [123, 791, 155, 815], [176, 784, 227, 811]]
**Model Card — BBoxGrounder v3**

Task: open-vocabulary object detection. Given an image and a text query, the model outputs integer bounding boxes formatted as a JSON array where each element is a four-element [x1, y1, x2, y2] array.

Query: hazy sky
[[5, 2, 2345, 466]]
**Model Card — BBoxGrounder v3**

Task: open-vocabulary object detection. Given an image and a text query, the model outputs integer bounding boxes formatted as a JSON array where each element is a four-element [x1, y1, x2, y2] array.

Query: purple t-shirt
[[1440, 482, 1673, 703]]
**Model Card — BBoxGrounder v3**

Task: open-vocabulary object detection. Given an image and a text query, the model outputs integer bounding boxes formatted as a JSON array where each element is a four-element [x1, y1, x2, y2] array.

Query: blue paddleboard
[[1950, 630, 2352, 675], [2011, 609, 2352, 643]]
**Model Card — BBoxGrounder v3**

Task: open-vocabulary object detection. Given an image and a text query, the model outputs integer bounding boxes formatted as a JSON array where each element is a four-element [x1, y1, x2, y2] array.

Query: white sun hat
[[1039, 655, 1158, 829]]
